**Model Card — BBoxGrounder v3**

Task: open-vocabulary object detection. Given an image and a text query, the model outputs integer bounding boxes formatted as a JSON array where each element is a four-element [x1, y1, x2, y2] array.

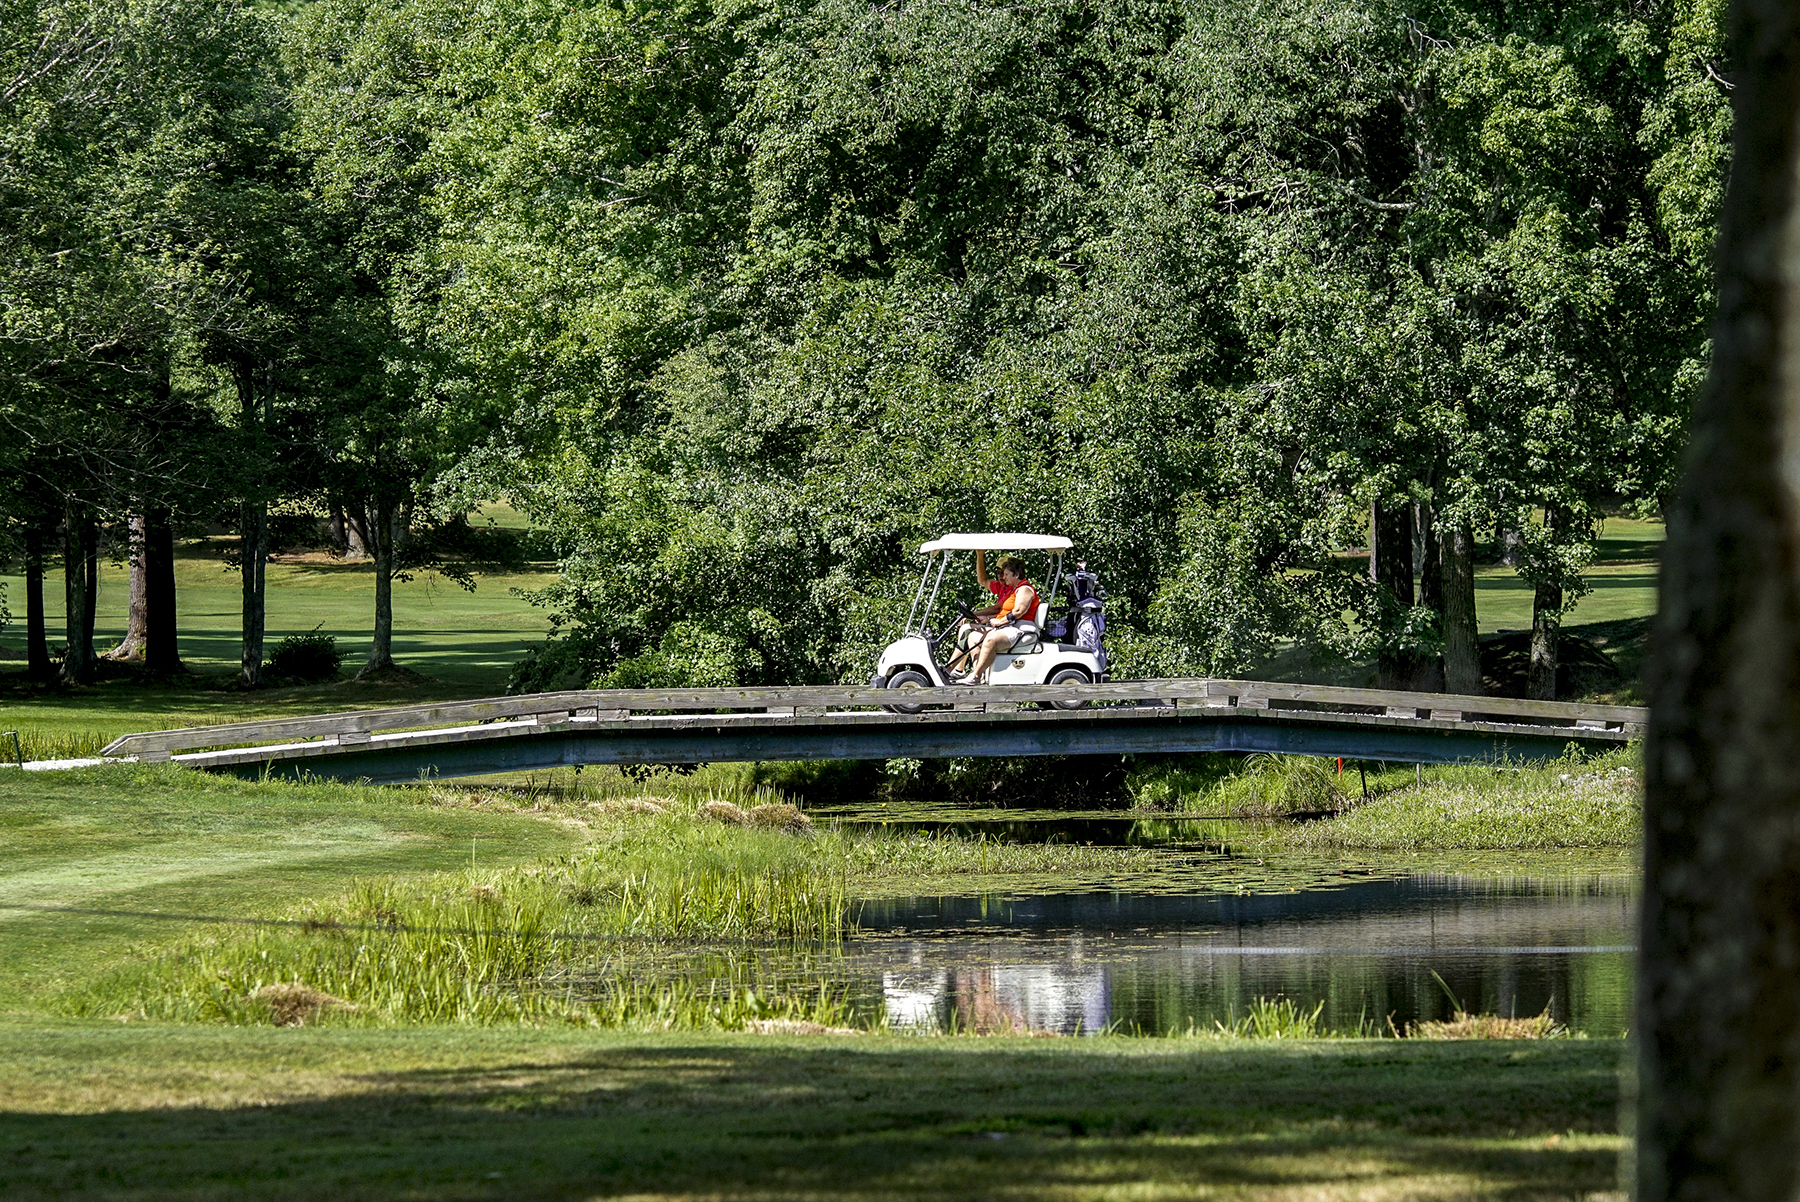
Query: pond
[[849, 872, 1635, 1036], [593, 808, 1635, 1037]]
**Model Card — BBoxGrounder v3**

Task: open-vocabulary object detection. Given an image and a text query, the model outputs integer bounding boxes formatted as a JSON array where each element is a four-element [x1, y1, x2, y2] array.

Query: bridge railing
[[99, 679, 1647, 761]]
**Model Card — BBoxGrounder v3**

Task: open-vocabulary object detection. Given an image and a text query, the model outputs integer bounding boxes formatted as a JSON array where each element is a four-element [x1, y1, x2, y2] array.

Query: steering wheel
[[953, 599, 976, 620]]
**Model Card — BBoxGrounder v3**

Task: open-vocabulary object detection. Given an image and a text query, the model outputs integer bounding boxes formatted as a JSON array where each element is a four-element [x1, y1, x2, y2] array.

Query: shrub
[[268, 627, 341, 682]]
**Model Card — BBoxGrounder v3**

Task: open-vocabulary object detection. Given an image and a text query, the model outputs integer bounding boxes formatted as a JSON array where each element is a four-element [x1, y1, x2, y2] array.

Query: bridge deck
[[70, 679, 1646, 785]]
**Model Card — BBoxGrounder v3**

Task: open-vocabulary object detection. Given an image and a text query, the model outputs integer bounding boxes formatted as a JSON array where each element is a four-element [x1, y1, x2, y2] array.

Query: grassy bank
[[0, 1022, 1624, 1201], [1130, 749, 1641, 851], [2, 766, 1217, 1029]]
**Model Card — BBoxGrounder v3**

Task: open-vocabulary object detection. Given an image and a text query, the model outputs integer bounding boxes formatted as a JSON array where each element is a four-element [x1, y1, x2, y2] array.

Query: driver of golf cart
[[954, 552, 1038, 684]]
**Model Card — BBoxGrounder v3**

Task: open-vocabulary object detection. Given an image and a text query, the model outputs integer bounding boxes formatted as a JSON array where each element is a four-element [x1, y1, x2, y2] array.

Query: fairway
[[0, 768, 585, 1013], [0, 541, 555, 688]]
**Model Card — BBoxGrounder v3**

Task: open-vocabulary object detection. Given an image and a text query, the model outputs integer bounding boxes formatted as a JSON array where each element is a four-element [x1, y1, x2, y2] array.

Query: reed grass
[[1128, 753, 1348, 815], [5, 727, 113, 762], [1214, 996, 1329, 1039], [66, 790, 862, 1028], [1267, 750, 1641, 850]]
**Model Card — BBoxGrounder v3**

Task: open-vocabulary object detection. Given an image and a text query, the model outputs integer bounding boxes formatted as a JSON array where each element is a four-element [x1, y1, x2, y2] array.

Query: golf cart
[[870, 533, 1108, 711]]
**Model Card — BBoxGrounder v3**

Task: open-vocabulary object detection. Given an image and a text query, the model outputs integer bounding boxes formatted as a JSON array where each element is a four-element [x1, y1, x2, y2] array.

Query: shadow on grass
[[0, 1035, 1624, 1200]]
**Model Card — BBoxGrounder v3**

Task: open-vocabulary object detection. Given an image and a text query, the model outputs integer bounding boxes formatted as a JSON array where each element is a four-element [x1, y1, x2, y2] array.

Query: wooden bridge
[[77, 680, 1646, 785]]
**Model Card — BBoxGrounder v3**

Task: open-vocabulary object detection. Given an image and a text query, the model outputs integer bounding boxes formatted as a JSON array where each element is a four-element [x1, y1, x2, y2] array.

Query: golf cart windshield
[[902, 533, 1069, 638]]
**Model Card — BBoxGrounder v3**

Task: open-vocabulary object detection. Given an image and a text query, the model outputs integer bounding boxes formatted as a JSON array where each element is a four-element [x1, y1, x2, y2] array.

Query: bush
[[268, 627, 341, 682]]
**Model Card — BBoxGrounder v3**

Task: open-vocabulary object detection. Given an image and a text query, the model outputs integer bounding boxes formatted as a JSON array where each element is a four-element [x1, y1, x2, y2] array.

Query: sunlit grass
[[1262, 749, 1641, 851]]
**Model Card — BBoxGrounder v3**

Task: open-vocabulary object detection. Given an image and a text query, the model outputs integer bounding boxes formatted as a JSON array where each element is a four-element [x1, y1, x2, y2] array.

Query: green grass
[[1127, 753, 1350, 816], [34, 768, 1247, 1028], [1126, 748, 1641, 850], [0, 535, 554, 693], [1257, 752, 1641, 852], [0, 532, 558, 761], [0, 766, 587, 1014], [1474, 515, 1662, 633], [0, 1023, 1624, 1201]]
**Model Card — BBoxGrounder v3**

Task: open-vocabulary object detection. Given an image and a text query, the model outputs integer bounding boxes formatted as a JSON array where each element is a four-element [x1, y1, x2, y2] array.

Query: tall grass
[[7, 728, 114, 762], [1128, 753, 1348, 816], [69, 792, 859, 1027], [1265, 750, 1640, 851]]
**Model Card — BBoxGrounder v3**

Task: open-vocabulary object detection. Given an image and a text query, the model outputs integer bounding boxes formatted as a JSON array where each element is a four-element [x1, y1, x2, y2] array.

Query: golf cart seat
[[1010, 600, 1049, 652]]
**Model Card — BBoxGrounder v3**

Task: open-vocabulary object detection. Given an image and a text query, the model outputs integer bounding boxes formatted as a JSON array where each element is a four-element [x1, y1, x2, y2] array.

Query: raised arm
[[975, 549, 991, 588]]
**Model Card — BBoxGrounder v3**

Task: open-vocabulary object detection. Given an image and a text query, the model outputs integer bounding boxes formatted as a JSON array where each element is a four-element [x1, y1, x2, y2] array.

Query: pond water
[[847, 873, 1635, 1035]]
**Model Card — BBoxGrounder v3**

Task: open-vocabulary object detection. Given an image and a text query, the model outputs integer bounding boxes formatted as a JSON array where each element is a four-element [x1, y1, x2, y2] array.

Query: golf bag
[[1068, 563, 1107, 673]]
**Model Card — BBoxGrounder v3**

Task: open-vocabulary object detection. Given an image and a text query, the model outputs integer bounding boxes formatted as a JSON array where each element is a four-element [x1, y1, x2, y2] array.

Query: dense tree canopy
[[1, 0, 1727, 693]]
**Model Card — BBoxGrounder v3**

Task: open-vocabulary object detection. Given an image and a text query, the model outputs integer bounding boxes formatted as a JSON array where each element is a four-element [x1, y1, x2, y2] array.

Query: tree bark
[[1638, 3, 1800, 1199], [361, 495, 396, 675], [1527, 578, 1561, 700], [1373, 500, 1421, 689], [1440, 518, 1482, 695], [80, 518, 98, 669], [1414, 502, 1447, 692], [236, 361, 271, 688], [24, 525, 52, 683], [240, 501, 267, 687], [105, 514, 147, 661], [142, 508, 180, 674], [59, 507, 90, 685], [343, 499, 370, 561]]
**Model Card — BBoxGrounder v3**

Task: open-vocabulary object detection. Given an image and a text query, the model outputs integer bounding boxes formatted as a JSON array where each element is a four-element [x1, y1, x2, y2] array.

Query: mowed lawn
[[0, 1024, 1625, 1201], [0, 542, 555, 686], [1474, 516, 1661, 633]]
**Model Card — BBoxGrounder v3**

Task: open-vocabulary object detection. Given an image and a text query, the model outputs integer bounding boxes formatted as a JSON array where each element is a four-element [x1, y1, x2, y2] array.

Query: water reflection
[[851, 874, 1636, 1036]]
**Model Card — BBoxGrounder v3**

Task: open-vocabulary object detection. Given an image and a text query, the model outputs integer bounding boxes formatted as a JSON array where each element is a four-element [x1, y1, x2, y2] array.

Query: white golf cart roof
[[917, 532, 1073, 554]]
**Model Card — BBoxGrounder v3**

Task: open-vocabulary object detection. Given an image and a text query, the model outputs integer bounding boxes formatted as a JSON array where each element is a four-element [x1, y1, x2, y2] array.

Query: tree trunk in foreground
[[1638, 2, 1800, 1198], [142, 508, 180, 674], [1440, 518, 1482, 695], [24, 526, 52, 683], [105, 514, 147, 661], [59, 508, 90, 685]]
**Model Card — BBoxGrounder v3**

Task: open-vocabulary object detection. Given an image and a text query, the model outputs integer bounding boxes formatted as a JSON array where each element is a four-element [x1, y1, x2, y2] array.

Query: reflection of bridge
[[79, 679, 1646, 784]]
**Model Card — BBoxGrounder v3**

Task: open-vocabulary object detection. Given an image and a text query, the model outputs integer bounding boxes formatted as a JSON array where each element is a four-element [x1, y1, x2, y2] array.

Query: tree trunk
[[1440, 518, 1482, 695], [1414, 502, 1446, 692], [342, 499, 371, 564], [24, 525, 52, 683], [81, 518, 98, 668], [1373, 500, 1421, 690], [142, 508, 180, 674], [1638, 3, 1800, 1199], [361, 495, 396, 675], [241, 501, 267, 687], [1527, 580, 1562, 700], [59, 507, 90, 685], [328, 498, 348, 555], [105, 515, 147, 661], [343, 500, 370, 561]]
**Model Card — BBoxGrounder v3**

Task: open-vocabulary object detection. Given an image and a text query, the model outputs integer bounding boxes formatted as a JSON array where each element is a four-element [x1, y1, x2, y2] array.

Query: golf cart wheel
[[1042, 666, 1092, 710], [882, 668, 933, 715]]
